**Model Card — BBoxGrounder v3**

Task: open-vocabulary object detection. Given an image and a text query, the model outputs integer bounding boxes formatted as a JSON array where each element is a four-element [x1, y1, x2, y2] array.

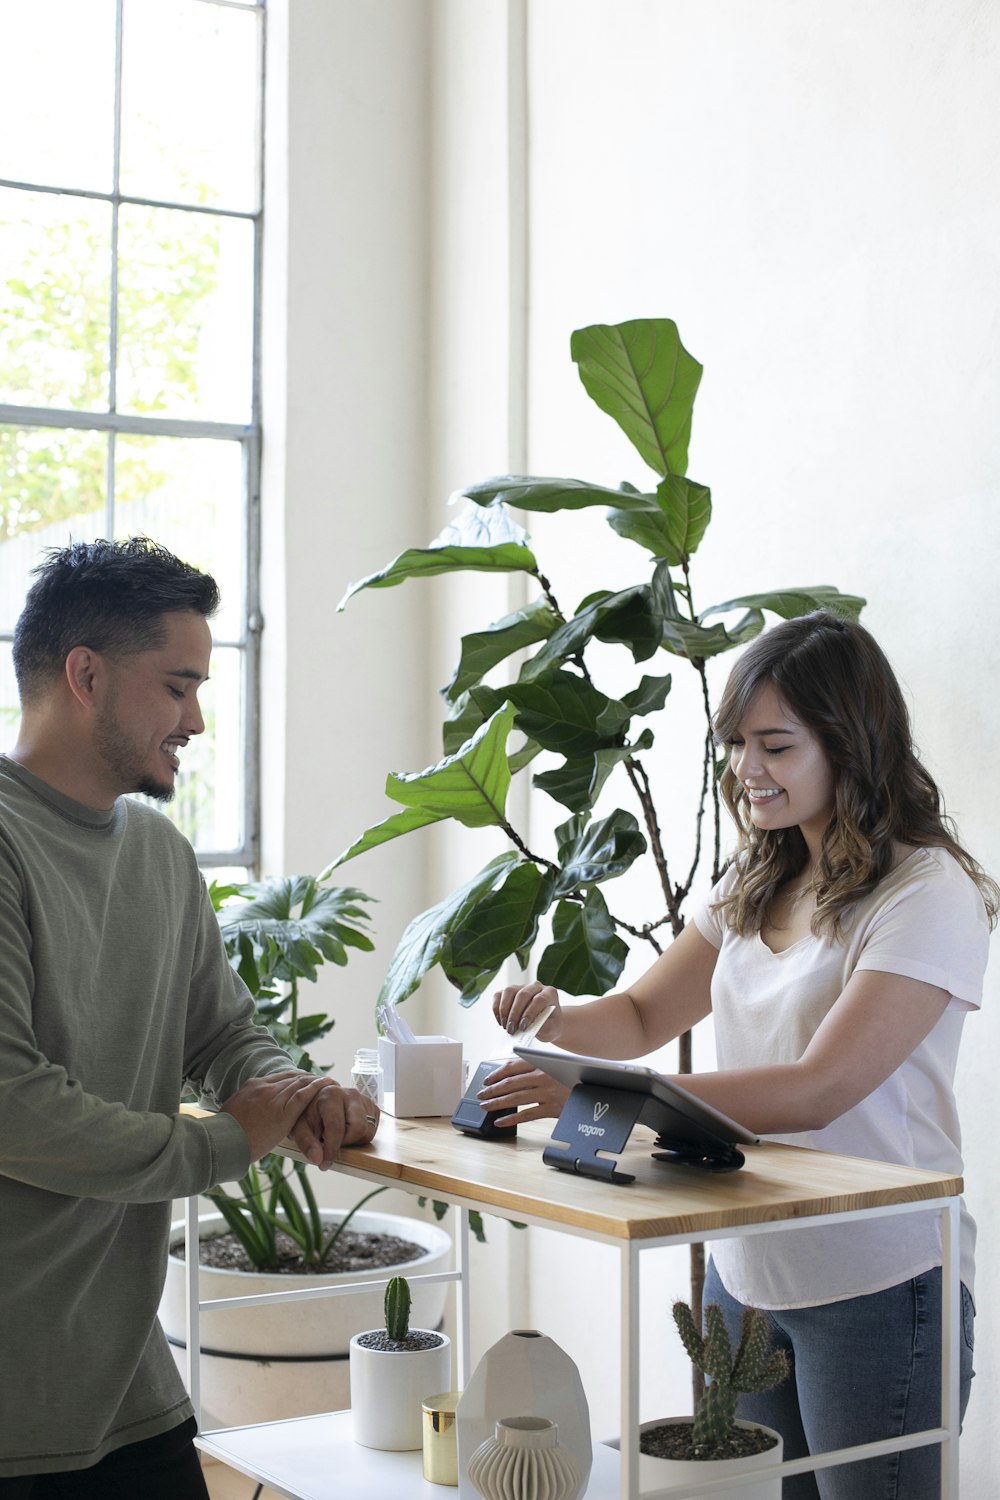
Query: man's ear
[[64, 646, 105, 711]]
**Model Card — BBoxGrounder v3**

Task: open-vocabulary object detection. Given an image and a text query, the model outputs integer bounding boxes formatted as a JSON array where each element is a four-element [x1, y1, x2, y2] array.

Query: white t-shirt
[[694, 847, 989, 1308]]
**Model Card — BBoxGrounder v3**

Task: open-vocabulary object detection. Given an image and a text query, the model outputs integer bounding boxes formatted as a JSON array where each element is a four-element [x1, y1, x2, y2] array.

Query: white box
[[378, 1036, 464, 1118]]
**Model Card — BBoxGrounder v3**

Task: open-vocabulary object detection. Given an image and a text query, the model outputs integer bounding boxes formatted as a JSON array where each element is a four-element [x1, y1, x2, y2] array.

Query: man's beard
[[135, 776, 175, 804], [94, 698, 176, 802]]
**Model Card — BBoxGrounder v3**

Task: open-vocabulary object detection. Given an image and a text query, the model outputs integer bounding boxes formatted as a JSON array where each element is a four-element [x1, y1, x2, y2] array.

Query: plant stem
[[533, 570, 566, 623], [296, 1163, 325, 1261], [320, 1184, 390, 1262], [497, 815, 560, 875], [680, 562, 712, 1405], [288, 978, 299, 1048], [623, 756, 681, 936]]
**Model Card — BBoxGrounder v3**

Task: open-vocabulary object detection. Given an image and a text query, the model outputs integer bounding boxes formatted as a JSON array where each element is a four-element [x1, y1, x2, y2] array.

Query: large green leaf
[[441, 686, 507, 755], [700, 586, 867, 629], [552, 810, 647, 897], [322, 806, 445, 875], [338, 541, 538, 609], [508, 736, 543, 774], [386, 703, 517, 828], [377, 854, 520, 1008], [441, 862, 553, 1003], [215, 878, 376, 993], [659, 619, 741, 661], [649, 562, 736, 662], [620, 673, 672, 717], [532, 731, 653, 813], [519, 585, 659, 680], [607, 474, 712, 563], [536, 888, 629, 996], [461, 475, 657, 514], [437, 501, 530, 547], [650, 580, 867, 663], [443, 598, 560, 705], [570, 319, 703, 478], [505, 671, 631, 756]]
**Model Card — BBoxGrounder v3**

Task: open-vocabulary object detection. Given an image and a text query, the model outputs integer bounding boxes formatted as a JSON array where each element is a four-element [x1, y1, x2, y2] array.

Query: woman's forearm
[[553, 989, 653, 1058]]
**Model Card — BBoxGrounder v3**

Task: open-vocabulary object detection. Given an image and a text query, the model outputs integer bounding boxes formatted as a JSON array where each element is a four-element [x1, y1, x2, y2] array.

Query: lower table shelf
[[198, 1409, 624, 1500]]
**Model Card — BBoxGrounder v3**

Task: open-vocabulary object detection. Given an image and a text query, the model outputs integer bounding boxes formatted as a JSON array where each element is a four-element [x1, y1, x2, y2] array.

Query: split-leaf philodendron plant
[[330, 317, 865, 1017]]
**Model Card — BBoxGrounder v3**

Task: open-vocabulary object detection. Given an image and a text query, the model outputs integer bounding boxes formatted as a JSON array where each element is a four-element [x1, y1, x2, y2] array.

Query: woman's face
[[727, 681, 836, 853]]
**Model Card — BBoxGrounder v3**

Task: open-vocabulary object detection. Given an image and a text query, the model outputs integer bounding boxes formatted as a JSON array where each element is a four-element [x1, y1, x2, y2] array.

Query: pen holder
[[378, 1036, 464, 1118]]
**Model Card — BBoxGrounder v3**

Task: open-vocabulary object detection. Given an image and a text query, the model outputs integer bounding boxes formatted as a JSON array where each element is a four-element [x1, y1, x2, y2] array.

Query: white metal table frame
[[183, 1182, 961, 1499]]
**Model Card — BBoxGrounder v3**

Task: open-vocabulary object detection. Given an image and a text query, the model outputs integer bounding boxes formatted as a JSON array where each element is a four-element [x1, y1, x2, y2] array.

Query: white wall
[[259, 0, 436, 1221], [511, 0, 1000, 1485], [268, 0, 1000, 1489]]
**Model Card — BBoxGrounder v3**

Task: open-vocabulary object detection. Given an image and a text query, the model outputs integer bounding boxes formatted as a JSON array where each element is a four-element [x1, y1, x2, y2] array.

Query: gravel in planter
[[639, 1421, 779, 1462], [175, 1227, 427, 1276], [354, 1330, 446, 1352]]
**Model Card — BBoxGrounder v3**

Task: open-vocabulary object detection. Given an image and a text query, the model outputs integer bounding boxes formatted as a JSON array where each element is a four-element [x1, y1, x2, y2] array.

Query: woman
[[482, 611, 994, 1500]]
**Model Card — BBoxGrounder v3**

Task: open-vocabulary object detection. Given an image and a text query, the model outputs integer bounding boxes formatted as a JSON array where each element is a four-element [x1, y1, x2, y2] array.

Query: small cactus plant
[[672, 1300, 789, 1455], [384, 1275, 411, 1343], [353, 1272, 444, 1356]]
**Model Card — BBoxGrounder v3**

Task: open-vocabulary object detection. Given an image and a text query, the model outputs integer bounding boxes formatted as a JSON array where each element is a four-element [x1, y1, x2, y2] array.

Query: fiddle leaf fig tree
[[329, 317, 865, 1020]]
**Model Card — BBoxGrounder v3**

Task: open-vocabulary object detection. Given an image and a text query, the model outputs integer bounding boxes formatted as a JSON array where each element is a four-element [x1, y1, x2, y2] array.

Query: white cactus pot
[[606, 1417, 784, 1499], [349, 1330, 452, 1450]]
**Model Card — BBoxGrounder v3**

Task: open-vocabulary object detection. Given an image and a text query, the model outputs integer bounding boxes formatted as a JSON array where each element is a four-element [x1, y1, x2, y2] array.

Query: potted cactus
[[349, 1275, 452, 1451], [609, 1299, 789, 1498]]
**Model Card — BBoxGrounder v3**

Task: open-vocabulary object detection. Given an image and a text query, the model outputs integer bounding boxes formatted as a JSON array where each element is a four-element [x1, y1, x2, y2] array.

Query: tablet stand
[[543, 1084, 645, 1184], [543, 1082, 746, 1185]]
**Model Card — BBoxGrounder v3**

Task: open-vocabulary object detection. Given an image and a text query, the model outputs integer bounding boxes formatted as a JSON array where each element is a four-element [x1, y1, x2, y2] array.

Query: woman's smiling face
[[727, 681, 837, 851]]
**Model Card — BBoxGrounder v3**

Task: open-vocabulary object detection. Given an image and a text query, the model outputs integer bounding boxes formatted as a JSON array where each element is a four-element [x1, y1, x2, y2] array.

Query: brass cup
[[421, 1390, 461, 1485]]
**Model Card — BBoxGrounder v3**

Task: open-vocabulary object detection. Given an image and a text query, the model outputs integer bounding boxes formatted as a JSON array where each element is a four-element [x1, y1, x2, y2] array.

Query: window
[[0, 0, 264, 872]]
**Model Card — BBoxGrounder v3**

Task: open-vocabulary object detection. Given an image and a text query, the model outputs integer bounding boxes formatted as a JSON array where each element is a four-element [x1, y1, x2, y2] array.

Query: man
[[0, 538, 379, 1496]]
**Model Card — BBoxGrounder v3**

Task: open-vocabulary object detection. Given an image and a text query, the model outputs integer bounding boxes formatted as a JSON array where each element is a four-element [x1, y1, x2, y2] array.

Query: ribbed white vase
[[468, 1417, 581, 1500], [456, 1328, 591, 1499]]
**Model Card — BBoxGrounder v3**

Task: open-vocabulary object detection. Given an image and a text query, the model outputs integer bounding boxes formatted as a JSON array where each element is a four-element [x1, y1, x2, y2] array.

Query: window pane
[[0, 1, 116, 192], [0, 644, 20, 748], [113, 435, 244, 639], [0, 428, 108, 630], [0, 190, 112, 411], [158, 645, 244, 854], [116, 205, 254, 422], [120, 0, 261, 213]]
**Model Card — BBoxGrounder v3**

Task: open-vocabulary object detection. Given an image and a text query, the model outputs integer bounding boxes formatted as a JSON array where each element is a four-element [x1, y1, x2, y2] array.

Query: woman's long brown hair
[[714, 611, 999, 936]]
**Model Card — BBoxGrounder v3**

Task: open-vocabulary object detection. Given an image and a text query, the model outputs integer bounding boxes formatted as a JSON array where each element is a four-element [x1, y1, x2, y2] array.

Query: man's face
[[93, 611, 212, 802]]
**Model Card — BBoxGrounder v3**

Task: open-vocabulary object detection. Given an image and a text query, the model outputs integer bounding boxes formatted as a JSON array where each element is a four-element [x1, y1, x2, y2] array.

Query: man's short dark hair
[[13, 536, 221, 703]]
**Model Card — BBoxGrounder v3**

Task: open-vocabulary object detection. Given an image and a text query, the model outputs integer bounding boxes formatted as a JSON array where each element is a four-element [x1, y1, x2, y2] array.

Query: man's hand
[[289, 1080, 380, 1169], [220, 1071, 329, 1162]]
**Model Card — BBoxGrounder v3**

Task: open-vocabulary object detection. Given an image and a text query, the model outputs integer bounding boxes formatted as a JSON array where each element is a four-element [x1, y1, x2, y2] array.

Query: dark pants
[[0, 1418, 210, 1500]]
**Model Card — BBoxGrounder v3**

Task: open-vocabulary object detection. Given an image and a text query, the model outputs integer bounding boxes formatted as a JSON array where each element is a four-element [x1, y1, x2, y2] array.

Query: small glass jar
[[351, 1047, 383, 1105]]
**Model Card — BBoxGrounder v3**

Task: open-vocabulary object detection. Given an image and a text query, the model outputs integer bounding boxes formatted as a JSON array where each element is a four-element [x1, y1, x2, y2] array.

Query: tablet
[[514, 1046, 758, 1178]]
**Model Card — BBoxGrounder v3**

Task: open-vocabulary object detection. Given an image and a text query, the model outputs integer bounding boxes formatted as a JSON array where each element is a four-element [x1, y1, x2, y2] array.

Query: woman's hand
[[475, 1056, 571, 1127], [492, 979, 563, 1043]]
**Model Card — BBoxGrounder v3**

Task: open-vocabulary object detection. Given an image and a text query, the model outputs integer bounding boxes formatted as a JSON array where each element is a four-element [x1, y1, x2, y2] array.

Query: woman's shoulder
[[710, 858, 744, 899], [865, 844, 987, 921]]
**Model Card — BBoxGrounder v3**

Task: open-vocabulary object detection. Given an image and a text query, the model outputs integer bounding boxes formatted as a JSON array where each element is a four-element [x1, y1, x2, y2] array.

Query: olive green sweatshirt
[[0, 755, 293, 1476]]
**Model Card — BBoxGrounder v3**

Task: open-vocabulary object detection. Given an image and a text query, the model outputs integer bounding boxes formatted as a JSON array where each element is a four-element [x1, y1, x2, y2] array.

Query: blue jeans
[[703, 1260, 975, 1500]]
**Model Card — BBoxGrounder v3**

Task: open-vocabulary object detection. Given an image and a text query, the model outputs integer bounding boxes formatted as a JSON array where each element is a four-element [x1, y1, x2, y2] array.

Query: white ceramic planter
[[456, 1329, 591, 1500], [349, 1330, 452, 1450], [606, 1418, 784, 1500], [158, 1209, 451, 1428]]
